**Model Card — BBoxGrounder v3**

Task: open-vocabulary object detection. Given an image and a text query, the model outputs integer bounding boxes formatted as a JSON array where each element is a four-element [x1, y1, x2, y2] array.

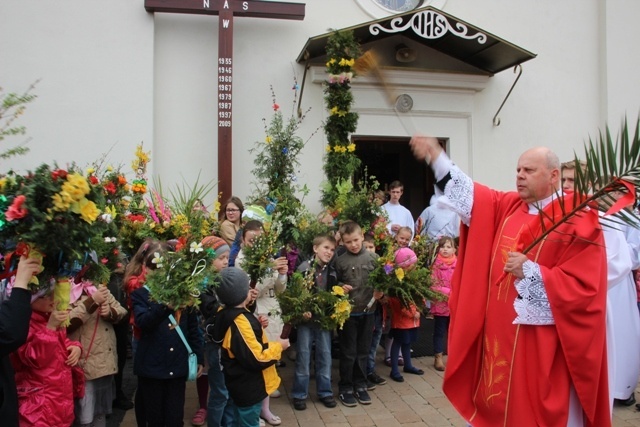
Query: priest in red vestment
[[409, 137, 610, 427]]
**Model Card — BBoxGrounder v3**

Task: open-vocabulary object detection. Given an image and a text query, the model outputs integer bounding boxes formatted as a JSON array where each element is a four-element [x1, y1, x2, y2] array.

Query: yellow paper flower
[[347, 143, 356, 152], [330, 106, 339, 116], [325, 145, 331, 153], [51, 191, 73, 211], [0, 178, 6, 192], [332, 286, 345, 296], [326, 58, 336, 67], [395, 267, 405, 282], [265, 136, 273, 144], [106, 165, 113, 172], [214, 200, 221, 214], [63, 173, 90, 201], [86, 167, 95, 175], [70, 198, 101, 223]]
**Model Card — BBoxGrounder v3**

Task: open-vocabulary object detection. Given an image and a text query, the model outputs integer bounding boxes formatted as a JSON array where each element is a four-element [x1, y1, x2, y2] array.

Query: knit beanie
[[217, 267, 250, 307], [201, 235, 230, 258], [395, 247, 418, 269]]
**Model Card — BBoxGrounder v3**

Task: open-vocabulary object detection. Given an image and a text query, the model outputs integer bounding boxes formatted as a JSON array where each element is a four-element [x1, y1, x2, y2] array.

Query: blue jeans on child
[[433, 315, 450, 354], [366, 307, 383, 376], [206, 341, 235, 427], [292, 324, 333, 400]]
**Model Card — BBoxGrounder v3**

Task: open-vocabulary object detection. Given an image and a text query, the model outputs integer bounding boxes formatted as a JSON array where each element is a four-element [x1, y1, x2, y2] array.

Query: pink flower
[[5, 195, 28, 221], [101, 258, 109, 264], [273, 103, 280, 111]]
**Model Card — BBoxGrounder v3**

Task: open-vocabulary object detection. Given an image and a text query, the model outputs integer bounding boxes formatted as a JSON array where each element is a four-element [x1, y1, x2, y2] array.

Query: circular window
[[355, 0, 447, 18], [374, 0, 424, 12]]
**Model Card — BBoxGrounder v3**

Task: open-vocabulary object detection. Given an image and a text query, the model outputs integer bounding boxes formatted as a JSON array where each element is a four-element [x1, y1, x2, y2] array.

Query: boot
[[434, 353, 445, 371]]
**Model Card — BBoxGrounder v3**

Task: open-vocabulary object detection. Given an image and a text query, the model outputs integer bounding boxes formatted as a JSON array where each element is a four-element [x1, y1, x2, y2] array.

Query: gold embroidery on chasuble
[[475, 210, 538, 419]]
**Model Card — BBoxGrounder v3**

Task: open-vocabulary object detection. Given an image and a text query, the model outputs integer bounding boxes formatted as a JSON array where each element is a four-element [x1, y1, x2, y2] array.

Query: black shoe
[[338, 392, 357, 407], [367, 372, 387, 385], [615, 394, 636, 406], [293, 398, 306, 411], [365, 380, 376, 391], [354, 389, 372, 405], [390, 372, 404, 382], [113, 395, 134, 411], [319, 395, 337, 408]]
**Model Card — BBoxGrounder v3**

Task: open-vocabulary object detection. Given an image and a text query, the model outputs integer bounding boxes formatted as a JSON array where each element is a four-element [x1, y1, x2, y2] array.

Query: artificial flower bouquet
[[277, 269, 352, 330], [143, 239, 219, 319], [0, 163, 105, 288], [368, 245, 440, 308]]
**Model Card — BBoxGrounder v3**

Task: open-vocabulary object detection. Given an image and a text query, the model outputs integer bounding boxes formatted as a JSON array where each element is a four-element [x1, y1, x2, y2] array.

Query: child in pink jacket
[[430, 236, 457, 371]]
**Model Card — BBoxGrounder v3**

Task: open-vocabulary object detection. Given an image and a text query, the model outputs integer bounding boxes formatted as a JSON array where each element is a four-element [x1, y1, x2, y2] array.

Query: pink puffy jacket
[[430, 255, 456, 317], [10, 310, 79, 427]]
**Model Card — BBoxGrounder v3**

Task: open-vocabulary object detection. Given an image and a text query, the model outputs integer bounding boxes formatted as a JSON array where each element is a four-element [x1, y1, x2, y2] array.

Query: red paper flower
[[51, 169, 68, 181], [104, 182, 117, 195], [273, 103, 280, 111], [89, 176, 99, 185], [6, 195, 29, 221]]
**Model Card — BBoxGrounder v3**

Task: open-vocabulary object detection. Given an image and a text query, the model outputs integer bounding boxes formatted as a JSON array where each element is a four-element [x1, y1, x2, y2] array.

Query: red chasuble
[[443, 184, 609, 427]]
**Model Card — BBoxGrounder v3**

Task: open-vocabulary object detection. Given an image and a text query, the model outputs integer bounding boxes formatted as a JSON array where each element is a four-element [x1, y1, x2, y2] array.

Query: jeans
[[433, 315, 450, 354], [291, 324, 333, 400], [207, 342, 235, 427], [338, 314, 374, 393], [367, 308, 383, 375]]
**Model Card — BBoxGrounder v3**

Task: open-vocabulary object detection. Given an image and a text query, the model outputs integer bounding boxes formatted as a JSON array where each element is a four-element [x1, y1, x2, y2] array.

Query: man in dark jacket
[[0, 256, 42, 427]]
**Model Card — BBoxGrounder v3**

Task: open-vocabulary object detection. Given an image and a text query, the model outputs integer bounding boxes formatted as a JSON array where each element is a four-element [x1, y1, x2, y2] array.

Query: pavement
[[111, 348, 640, 427]]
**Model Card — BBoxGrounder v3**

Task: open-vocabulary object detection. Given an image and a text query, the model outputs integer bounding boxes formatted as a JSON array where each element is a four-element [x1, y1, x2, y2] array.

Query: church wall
[[1, 0, 639, 215], [0, 0, 154, 176]]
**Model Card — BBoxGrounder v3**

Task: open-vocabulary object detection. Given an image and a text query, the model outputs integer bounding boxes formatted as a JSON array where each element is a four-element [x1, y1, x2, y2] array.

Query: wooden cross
[[145, 0, 305, 201]]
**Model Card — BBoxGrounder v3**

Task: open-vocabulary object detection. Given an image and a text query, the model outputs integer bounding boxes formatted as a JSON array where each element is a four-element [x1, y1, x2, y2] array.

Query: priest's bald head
[[515, 147, 560, 204]]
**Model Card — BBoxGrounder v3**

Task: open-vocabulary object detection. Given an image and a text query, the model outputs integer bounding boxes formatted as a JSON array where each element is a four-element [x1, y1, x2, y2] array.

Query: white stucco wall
[[0, 0, 154, 177], [1, 0, 638, 213]]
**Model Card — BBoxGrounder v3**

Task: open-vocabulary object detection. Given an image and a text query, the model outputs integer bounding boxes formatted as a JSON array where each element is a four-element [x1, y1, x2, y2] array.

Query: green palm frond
[[573, 116, 640, 229]]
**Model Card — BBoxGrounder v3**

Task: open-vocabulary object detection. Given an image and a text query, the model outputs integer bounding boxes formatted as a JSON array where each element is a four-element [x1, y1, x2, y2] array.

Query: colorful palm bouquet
[[143, 239, 219, 320], [0, 163, 106, 287], [277, 269, 352, 330], [368, 244, 440, 308]]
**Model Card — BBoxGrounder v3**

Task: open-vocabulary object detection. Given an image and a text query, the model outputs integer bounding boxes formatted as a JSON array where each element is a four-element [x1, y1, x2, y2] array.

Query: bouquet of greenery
[[241, 226, 280, 286], [277, 269, 352, 330], [322, 174, 385, 238], [0, 163, 105, 287], [144, 239, 219, 322], [368, 245, 440, 308]]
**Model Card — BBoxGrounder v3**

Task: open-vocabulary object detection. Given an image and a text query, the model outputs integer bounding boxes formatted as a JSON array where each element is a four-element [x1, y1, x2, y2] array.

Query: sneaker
[[338, 392, 358, 407], [354, 389, 372, 405], [366, 380, 376, 391], [367, 372, 387, 385], [319, 395, 337, 408], [191, 408, 207, 426], [293, 398, 306, 411]]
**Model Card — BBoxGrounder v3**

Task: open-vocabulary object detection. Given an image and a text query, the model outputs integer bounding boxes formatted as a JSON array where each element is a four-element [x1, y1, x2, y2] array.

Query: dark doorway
[[352, 135, 435, 220]]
